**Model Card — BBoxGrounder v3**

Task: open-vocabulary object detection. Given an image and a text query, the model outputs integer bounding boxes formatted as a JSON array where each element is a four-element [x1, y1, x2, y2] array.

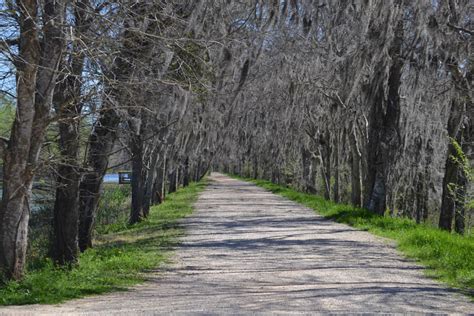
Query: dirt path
[[1, 173, 473, 315]]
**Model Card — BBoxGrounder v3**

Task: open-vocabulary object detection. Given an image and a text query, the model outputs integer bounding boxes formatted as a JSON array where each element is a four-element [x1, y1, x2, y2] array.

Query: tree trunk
[[0, 0, 65, 279], [301, 146, 315, 193], [420, 140, 434, 222], [0, 1, 39, 280], [152, 163, 163, 205], [365, 16, 404, 215], [439, 142, 458, 231], [129, 134, 145, 224], [51, 1, 90, 264], [439, 63, 472, 232], [78, 107, 120, 251], [415, 174, 424, 224], [319, 130, 331, 200], [78, 4, 156, 248], [183, 157, 190, 186], [168, 168, 177, 194], [333, 134, 340, 203], [195, 159, 202, 182], [161, 152, 168, 201], [52, 163, 80, 265], [349, 128, 362, 207], [252, 156, 258, 179], [152, 159, 165, 205], [175, 166, 180, 189], [244, 158, 251, 178], [52, 99, 82, 264], [199, 162, 210, 180], [271, 168, 279, 184], [454, 164, 467, 234], [143, 147, 160, 217]]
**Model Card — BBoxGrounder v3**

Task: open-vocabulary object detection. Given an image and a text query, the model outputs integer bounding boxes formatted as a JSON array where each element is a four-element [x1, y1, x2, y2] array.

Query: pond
[[104, 173, 119, 183], [0, 174, 122, 212]]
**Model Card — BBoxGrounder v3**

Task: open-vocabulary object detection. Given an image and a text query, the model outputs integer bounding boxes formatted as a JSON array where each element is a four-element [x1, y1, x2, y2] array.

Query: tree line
[[214, 0, 472, 233], [0, 0, 226, 281], [0, 0, 472, 282]]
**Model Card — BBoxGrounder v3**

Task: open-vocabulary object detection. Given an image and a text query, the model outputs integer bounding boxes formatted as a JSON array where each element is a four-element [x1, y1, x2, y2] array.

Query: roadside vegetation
[[234, 176, 474, 297], [95, 184, 132, 234], [0, 180, 206, 306]]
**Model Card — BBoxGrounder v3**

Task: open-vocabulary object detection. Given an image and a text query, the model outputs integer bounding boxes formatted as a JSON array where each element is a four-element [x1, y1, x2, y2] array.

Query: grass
[[95, 184, 131, 234], [0, 180, 207, 306], [233, 176, 474, 297]]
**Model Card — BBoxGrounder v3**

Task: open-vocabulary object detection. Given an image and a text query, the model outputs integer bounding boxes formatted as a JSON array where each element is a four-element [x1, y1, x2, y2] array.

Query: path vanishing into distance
[[1, 173, 473, 315]]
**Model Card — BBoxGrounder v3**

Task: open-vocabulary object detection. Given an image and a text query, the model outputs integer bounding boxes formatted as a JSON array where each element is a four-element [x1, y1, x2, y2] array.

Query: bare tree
[[0, 0, 66, 279]]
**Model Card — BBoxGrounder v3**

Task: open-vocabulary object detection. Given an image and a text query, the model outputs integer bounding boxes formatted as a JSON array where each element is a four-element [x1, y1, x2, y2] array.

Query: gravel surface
[[1, 173, 473, 315]]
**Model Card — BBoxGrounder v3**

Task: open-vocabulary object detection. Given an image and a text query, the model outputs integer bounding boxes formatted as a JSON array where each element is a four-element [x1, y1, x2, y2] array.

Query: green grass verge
[[0, 180, 207, 306], [233, 176, 474, 297]]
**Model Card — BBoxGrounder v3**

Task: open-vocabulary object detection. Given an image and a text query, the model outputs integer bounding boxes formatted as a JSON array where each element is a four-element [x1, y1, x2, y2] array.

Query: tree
[[0, 0, 66, 279]]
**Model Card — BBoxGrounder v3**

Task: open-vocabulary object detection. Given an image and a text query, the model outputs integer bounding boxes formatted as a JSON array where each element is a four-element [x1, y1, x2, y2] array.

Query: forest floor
[[1, 173, 473, 314]]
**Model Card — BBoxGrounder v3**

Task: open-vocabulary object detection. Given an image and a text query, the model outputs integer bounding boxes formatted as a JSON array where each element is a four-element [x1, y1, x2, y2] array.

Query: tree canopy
[[0, 0, 472, 281]]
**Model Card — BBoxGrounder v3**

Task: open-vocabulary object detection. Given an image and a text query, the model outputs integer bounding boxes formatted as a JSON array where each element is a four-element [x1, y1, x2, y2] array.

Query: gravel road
[[1, 173, 473, 315]]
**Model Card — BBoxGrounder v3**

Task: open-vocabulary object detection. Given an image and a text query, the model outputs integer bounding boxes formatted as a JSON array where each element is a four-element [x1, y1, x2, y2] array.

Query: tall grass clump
[[95, 184, 132, 234]]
